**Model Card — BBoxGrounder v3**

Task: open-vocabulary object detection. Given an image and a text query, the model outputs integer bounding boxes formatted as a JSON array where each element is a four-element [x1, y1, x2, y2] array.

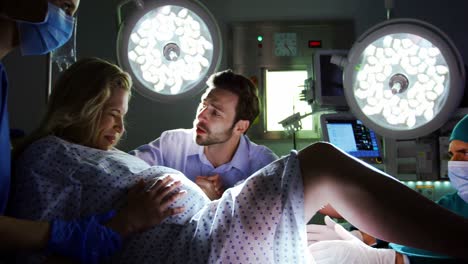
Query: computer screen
[[313, 50, 348, 108], [321, 113, 382, 161]]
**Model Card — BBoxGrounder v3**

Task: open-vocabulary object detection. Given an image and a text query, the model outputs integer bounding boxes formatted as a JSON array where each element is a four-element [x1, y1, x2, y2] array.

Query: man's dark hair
[[207, 69, 259, 130]]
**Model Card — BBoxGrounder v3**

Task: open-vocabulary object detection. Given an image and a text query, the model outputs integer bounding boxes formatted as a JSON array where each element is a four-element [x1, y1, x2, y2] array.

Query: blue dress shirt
[[130, 128, 278, 188]]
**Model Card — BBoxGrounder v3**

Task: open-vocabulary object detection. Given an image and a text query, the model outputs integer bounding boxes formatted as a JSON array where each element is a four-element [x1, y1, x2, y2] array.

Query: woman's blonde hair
[[16, 57, 132, 155]]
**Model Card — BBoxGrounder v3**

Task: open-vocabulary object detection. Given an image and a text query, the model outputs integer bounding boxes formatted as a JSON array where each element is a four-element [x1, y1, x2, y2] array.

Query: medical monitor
[[313, 50, 348, 109], [321, 113, 383, 163]]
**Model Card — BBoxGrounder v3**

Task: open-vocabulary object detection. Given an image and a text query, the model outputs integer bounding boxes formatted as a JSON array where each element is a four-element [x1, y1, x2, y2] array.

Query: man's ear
[[234, 120, 249, 134]]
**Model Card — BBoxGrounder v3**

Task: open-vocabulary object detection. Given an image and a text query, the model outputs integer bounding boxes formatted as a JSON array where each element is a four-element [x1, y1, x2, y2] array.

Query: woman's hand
[[106, 175, 186, 237]]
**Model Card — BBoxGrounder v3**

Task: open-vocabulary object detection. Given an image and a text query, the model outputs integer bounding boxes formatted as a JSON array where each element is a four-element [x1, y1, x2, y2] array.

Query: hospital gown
[[10, 136, 310, 263]]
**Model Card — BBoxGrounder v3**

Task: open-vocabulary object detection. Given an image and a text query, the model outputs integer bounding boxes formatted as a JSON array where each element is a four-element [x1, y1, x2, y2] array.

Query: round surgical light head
[[117, 0, 222, 102], [344, 19, 465, 139]]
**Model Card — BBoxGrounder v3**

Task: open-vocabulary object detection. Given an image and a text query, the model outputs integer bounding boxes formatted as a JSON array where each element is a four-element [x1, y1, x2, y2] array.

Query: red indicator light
[[308, 40, 322, 48]]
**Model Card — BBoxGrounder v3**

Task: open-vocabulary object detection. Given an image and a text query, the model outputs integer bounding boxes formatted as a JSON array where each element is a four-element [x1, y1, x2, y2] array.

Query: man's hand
[[107, 175, 186, 237], [195, 174, 223, 200]]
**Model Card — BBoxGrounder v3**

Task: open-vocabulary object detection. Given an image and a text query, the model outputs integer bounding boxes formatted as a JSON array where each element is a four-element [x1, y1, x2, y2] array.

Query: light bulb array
[[127, 5, 214, 95], [353, 33, 450, 129]]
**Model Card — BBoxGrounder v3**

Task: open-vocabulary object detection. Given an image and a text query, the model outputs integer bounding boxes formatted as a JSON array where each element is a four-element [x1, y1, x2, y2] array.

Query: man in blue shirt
[[132, 70, 278, 200]]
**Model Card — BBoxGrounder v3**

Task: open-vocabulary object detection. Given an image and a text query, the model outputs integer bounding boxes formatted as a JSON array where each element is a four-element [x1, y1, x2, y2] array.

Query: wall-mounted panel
[[230, 21, 355, 139]]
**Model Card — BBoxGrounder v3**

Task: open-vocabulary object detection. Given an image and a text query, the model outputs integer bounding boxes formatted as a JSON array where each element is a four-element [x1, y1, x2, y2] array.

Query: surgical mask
[[448, 161, 468, 203], [17, 3, 75, 56]]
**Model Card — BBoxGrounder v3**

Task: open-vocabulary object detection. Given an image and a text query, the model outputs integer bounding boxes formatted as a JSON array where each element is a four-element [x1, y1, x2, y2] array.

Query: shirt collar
[[226, 135, 250, 172], [189, 132, 250, 173], [187, 129, 201, 156]]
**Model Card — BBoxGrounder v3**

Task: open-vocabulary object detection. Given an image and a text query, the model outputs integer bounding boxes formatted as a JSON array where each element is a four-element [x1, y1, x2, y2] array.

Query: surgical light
[[343, 19, 465, 139], [117, 0, 222, 102]]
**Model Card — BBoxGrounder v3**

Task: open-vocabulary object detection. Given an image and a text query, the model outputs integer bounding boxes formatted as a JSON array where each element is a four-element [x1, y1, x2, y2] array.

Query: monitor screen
[[321, 114, 382, 160], [313, 50, 348, 108]]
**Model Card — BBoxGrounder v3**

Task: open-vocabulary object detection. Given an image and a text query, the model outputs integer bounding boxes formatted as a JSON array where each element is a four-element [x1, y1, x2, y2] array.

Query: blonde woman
[[1, 0, 184, 263], [10, 58, 187, 263], [11, 58, 468, 263]]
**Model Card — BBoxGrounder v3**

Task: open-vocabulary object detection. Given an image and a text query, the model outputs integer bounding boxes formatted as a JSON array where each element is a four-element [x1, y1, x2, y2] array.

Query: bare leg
[[298, 142, 468, 259]]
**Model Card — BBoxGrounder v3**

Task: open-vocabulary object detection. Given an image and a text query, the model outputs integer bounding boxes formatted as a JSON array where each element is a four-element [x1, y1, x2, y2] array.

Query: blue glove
[[47, 210, 123, 264]]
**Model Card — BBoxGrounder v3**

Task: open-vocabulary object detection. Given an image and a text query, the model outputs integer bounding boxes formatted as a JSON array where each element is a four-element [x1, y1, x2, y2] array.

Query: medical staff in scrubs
[[308, 114, 468, 264], [388, 114, 468, 264], [0, 1, 183, 263]]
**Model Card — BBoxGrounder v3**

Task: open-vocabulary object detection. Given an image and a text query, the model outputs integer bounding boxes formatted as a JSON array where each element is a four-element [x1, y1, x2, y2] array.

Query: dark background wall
[[5, 0, 468, 152]]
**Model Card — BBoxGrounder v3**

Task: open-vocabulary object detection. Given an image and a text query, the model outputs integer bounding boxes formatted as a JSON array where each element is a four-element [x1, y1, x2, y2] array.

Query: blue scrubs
[[0, 62, 10, 214], [389, 193, 468, 263]]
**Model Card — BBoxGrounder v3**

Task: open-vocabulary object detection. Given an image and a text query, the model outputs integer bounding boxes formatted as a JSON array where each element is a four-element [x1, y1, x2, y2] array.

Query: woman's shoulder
[[24, 135, 74, 154], [20, 135, 56, 153], [16, 135, 80, 165]]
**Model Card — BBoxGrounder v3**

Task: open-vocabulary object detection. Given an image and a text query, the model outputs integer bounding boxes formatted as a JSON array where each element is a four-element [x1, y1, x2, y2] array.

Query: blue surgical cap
[[450, 115, 468, 142]]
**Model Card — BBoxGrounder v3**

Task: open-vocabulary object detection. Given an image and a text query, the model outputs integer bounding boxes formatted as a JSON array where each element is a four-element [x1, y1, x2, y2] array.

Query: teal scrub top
[[389, 193, 468, 263]]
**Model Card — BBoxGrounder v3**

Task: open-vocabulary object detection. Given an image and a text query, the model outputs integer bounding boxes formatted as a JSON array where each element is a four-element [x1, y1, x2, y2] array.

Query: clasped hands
[[195, 174, 224, 200]]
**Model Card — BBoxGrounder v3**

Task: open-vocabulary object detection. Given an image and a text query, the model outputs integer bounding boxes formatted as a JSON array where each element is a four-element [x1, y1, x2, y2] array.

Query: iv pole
[[45, 17, 78, 103]]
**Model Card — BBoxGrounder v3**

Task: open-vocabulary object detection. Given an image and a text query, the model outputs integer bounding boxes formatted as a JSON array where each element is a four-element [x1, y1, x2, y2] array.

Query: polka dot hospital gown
[[11, 136, 311, 263]]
